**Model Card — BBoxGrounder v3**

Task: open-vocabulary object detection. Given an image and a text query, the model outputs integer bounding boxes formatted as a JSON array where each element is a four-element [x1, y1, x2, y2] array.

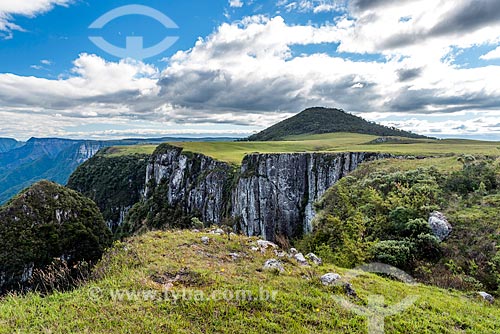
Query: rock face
[[82, 144, 388, 241], [232, 152, 389, 239], [428, 211, 452, 241], [145, 144, 234, 225]]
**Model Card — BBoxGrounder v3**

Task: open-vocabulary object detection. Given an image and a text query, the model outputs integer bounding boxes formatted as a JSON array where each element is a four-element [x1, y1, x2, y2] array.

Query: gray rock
[[320, 273, 341, 286], [428, 211, 452, 241], [290, 248, 298, 255], [229, 253, 240, 260], [294, 253, 309, 266], [263, 259, 284, 273], [305, 253, 323, 265], [250, 246, 259, 252], [478, 291, 495, 304], [257, 239, 278, 249], [212, 228, 225, 235], [201, 236, 210, 245]]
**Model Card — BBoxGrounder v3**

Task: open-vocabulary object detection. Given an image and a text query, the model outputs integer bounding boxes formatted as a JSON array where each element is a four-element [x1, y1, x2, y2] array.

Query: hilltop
[[247, 107, 428, 141], [0, 229, 497, 333], [0, 180, 111, 293]]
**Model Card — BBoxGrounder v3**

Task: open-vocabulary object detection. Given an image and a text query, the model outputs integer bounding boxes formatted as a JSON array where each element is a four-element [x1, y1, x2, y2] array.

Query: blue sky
[[0, 0, 500, 140]]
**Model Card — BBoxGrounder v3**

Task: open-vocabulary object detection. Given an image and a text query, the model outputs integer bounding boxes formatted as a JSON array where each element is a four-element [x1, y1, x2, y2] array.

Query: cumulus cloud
[[1, 1, 500, 139], [0, 0, 72, 38]]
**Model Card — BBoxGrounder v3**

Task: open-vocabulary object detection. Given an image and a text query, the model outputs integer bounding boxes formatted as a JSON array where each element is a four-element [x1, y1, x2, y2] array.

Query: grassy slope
[[104, 133, 500, 165], [0, 230, 498, 333]]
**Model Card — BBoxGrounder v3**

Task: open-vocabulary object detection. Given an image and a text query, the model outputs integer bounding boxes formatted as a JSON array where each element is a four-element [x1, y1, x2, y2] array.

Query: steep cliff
[[232, 152, 390, 239], [139, 144, 235, 227], [120, 145, 389, 240]]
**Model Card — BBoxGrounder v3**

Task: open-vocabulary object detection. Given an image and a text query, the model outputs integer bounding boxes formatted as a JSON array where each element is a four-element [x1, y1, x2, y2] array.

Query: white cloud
[[229, 0, 244, 8], [1, 2, 500, 139], [480, 46, 500, 60], [278, 1, 342, 13], [0, 0, 71, 38]]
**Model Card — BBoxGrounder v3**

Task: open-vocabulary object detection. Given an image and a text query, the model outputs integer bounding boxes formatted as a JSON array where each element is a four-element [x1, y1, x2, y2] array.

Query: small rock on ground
[[320, 273, 341, 286]]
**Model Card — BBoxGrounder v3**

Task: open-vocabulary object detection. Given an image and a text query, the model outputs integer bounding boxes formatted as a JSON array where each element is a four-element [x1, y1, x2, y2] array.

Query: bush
[[371, 240, 414, 268]]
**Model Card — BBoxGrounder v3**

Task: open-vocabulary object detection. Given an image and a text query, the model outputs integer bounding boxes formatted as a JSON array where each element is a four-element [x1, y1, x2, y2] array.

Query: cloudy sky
[[1, 0, 500, 140]]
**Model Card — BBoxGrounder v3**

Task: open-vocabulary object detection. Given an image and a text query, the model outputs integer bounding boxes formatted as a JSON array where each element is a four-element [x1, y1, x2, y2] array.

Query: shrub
[[371, 240, 414, 269]]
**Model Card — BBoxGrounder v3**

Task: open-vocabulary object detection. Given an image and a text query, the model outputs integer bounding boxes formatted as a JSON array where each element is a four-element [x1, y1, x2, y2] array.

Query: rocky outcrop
[[145, 144, 234, 225], [81, 144, 389, 241], [428, 211, 452, 241], [232, 152, 390, 239]]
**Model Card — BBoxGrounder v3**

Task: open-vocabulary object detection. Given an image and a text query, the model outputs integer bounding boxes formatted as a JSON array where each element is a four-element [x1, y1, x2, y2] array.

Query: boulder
[[201, 236, 210, 245], [290, 248, 298, 255], [428, 211, 452, 241], [294, 253, 309, 266], [263, 259, 284, 273], [257, 239, 278, 249], [320, 273, 341, 286], [212, 228, 225, 235], [305, 253, 323, 265]]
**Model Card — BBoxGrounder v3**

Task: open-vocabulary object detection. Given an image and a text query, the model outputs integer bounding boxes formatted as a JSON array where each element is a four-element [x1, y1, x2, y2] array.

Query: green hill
[[247, 107, 428, 141], [0, 180, 112, 293]]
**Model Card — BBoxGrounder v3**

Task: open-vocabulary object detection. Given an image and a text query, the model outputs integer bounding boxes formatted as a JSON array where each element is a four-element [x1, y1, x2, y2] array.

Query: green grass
[[0, 230, 497, 333], [102, 133, 500, 165]]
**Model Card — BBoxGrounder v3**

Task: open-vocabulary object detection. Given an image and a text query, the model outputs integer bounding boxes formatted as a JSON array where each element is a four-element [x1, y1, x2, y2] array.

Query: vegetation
[[103, 133, 500, 165], [298, 156, 500, 294], [0, 181, 112, 294], [246, 107, 429, 141], [0, 229, 498, 333], [67, 151, 150, 232]]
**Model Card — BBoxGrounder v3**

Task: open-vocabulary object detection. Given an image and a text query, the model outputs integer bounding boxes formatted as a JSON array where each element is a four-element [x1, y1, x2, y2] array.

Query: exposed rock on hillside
[[428, 211, 452, 241]]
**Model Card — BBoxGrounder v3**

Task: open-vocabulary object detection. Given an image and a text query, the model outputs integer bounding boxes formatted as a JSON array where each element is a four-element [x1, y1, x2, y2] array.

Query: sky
[[0, 0, 500, 141]]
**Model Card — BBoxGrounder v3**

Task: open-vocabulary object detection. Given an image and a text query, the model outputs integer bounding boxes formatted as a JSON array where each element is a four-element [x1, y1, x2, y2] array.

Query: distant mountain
[[0, 136, 238, 205], [247, 107, 428, 141], [0, 138, 23, 153]]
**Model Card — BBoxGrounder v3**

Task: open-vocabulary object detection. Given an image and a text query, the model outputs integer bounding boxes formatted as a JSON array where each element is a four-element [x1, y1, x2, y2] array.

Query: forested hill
[[247, 107, 428, 141]]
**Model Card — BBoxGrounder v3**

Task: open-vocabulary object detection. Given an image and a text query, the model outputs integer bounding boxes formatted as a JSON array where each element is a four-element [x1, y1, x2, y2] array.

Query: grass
[[102, 133, 500, 165], [0, 230, 498, 333]]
